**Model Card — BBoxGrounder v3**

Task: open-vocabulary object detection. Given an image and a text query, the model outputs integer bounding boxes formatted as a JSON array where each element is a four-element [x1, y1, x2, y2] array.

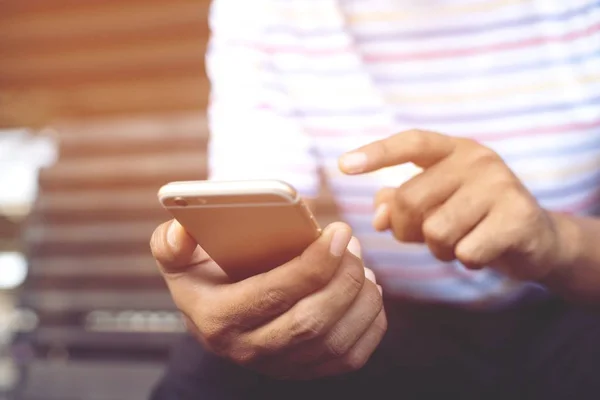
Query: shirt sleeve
[[205, 0, 320, 198]]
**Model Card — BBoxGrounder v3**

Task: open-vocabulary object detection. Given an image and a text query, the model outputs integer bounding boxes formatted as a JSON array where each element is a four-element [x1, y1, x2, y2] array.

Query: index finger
[[338, 130, 456, 174]]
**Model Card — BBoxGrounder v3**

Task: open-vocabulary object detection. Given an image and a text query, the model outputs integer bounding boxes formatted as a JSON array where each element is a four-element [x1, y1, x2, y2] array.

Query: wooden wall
[[3, 1, 213, 398], [3, 2, 339, 398], [0, 0, 211, 128]]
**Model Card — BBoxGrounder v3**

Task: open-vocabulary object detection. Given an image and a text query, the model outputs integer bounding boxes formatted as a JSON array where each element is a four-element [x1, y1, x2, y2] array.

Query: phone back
[[161, 187, 320, 281]]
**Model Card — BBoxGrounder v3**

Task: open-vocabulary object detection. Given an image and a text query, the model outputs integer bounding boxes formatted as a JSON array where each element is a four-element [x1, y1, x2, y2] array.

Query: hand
[[339, 129, 571, 282], [150, 221, 387, 380]]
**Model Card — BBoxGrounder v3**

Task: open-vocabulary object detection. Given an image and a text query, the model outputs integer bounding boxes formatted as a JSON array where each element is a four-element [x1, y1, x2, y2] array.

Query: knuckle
[[290, 308, 329, 342], [510, 194, 539, 220], [394, 187, 422, 213], [376, 314, 389, 335], [341, 262, 366, 294], [365, 284, 384, 314], [324, 334, 352, 358], [405, 130, 429, 148], [422, 216, 454, 245], [373, 140, 392, 162], [200, 319, 230, 350], [297, 257, 335, 289], [342, 350, 369, 372], [468, 142, 500, 162], [256, 287, 292, 315], [228, 341, 260, 366], [455, 245, 485, 268]]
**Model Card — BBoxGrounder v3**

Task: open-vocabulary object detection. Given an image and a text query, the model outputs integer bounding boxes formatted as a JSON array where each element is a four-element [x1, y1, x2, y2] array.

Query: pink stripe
[[559, 191, 600, 213], [231, 21, 600, 61], [473, 118, 600, 142], [366, 22, 600, 62], [305, 118, 600, 142]]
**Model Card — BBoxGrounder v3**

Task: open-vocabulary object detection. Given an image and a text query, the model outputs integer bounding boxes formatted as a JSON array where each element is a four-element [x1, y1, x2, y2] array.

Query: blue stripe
[[495, 131, 600, 161], [531, 169, 600, 200], [359, 2, 600, 41], [264, 2, 600, 42], [263, 45, 600, 84], [282, 94, 600, 124]]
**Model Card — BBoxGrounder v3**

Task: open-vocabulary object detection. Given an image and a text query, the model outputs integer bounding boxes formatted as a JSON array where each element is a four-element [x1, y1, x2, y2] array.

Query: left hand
[[338, 129, 570, 282]]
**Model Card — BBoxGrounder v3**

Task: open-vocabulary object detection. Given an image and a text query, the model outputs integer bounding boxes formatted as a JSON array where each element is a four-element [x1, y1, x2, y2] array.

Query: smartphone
[[158, 180, 321, 281]]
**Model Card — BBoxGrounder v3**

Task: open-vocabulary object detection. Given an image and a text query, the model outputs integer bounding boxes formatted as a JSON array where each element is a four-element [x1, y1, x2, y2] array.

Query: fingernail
[[364, 268, 376, 283], [377, 285, 383, 295], [373, 204, 389, 229], [339, 152, 368, 174], [329, 226, 352, 257], [347, 236, 362, 258], [167, 220, 182, 248]]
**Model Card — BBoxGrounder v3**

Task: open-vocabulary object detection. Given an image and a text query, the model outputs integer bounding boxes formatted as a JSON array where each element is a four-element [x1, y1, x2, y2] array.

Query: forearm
[[541, 212, 600, 305]]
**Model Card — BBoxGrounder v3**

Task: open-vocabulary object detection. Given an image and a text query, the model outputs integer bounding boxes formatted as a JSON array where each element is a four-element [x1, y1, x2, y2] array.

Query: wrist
[[543, 211, 582, 284]]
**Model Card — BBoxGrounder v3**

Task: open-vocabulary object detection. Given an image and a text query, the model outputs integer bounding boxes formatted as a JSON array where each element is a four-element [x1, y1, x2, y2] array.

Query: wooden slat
[[38, 152, 206, 191], [36, 189, 161, 213], [23, 276, 166, 292], [1, 41, 208, 88], [1, 0, 204, 14], [57, 135, 206, 160], [0, 0, 210, 44], [26, 220, 159, 244], [27, 255, 159, 278], [19, 360, 166, 400], [0, 1, 211, 124], [2, 20, 207, 60], [19, 290, 175, 312], [28, 241, 153, 258], [31, 328, 182, 349], [30, 207, 168, 225], [19, 309, 182, 331], [53, 112, 208, 139]]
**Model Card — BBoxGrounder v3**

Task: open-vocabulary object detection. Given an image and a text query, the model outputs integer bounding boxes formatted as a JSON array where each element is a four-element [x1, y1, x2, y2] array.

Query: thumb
[[373, 187, 394, 231], [150, 220, 205, 274]]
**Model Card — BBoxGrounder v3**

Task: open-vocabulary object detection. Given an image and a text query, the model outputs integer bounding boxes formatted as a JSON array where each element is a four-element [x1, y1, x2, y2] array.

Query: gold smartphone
[[158, 180, 321, 281]]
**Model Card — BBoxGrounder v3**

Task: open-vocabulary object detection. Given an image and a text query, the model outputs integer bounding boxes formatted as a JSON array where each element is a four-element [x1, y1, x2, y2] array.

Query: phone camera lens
[[174, 197, 188, 207]]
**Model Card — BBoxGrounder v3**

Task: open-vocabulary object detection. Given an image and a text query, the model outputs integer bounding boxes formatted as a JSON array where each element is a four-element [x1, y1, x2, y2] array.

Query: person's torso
[[266, 0, 600, 307]]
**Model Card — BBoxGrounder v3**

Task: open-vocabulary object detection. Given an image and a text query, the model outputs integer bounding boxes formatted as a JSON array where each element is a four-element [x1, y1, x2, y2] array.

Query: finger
[[455, 206, 509, 270], [422, 181, 494, 262], [286, 280, 382, 364], [364, 268, 377, 284], [222, 222, 354, 326], [374, 187, 395, 208], [373, 188, 394, 231], [151, 220, 211, 274], [387, 159, 462, 242], [339, 130, 456, 174], [246, 249, 366, 352], [347, 236, 362, 259], [309, 308, 388, 378]]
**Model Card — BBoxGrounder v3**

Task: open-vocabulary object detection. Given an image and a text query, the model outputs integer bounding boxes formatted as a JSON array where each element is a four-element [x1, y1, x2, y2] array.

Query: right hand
[[150, 221, 387, 380]]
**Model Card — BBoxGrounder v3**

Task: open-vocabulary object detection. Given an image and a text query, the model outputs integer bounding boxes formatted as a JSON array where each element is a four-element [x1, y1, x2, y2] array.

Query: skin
[[339, 129, 600, 305], [151, 128, 600, 380], [151, 221, 387, 380]]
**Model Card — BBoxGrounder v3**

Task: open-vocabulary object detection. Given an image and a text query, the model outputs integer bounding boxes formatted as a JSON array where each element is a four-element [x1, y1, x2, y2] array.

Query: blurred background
[[0, 1, 213, 398]]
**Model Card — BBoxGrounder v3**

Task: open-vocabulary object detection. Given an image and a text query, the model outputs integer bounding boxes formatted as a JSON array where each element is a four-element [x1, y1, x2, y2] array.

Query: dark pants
[[151, 297, 600, 400]]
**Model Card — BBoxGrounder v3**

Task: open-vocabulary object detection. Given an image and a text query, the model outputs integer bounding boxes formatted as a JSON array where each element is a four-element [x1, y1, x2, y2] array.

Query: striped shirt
[[206, 0, 600, 308]]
